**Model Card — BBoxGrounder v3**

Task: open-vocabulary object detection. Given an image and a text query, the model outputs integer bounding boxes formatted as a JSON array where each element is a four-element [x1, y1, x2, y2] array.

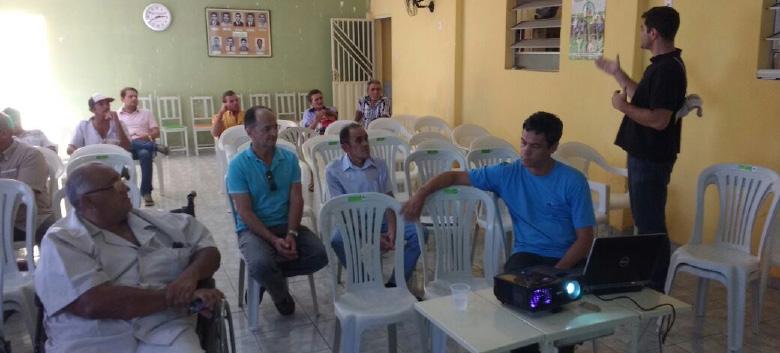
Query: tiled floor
[[7, 153, 780, 353]]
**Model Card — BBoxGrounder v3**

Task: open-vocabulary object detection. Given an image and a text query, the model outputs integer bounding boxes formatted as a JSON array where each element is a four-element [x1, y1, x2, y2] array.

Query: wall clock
[[143, 3, 172, 32]]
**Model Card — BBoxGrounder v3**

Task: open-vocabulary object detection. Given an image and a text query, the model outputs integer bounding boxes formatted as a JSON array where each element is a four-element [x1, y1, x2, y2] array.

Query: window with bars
[[758, 1, 780, 79], [507, 0, 562, 72]]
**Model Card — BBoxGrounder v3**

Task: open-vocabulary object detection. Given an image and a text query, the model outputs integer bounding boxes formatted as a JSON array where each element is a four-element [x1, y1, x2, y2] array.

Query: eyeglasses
[[265, 170, 278, 191], [83, 177, 127, 196]]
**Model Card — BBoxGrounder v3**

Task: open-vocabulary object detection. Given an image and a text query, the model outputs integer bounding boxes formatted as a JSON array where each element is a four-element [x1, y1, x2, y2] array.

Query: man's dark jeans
[[627, 155, 675, 292]]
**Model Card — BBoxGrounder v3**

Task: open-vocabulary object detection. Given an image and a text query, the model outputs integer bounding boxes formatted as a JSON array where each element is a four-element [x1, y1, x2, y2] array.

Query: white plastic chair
[[413, 115, 451, 136], [65, 154, 142, 208], [275, 93, 298, 121], [69, 143, 166, 197], [554, 142, 628, 232], [404, 148, 467, 197], [34, 146, 64, 208], [224, 180, 319, 330], [469, 135, 518, 153], [190, 96, 215, 156], [138, 94, 154, 114], [451, 123, 490, 151], [664, 163, 780, 353], [0, 179, 38, 342], [277, 119, 298, 132], [249, 93, 272, 109], [318, 193, 425, 353], [414, 139, 461, 153], [324, 120, 356, 136], [308, 137, 345, 208], [368, 135, 412, 201], [297, 92, 309, 119], [416, 186, 502, 299], [156, 96, 189, 156], [69, 145, 137, 182], [393, 114, 418, 133], [466, 148, 520, 259], [368, 118, 413, 141], [278, 127, 316, 158], [409, 131, 451, 149]]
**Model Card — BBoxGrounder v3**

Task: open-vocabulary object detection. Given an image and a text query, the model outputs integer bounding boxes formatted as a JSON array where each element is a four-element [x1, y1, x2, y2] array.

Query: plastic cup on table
[[450, 283, 471, 311]]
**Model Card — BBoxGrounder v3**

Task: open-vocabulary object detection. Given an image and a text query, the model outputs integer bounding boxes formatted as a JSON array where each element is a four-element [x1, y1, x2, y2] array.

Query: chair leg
[[155, 158, 165, 195], [308, 274, 319, 316], [247, 278, 260, 330], [238, 260, 246, 308], [726, 276, 747, 353], [183, 130, 190, 157], [695, 278, 709, 317], [333, 320, 341, 353], [752, 278, 762, 334], [338, 319, 359, 353], [388, 324, 398, 353]]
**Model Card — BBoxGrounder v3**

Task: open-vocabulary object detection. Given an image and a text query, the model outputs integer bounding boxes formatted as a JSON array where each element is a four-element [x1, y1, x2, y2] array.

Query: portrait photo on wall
[[206, 7, 272, 57]]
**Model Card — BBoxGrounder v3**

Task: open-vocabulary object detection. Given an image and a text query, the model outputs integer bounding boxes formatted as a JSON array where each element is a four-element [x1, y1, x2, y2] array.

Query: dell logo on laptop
[[618, 256, 631, 268]]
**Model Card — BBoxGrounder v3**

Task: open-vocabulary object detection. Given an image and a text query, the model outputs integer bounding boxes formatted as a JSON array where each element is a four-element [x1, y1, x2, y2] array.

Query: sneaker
[[143, 194, 155, 207], [274, 293, 295, 316], [157, 144, 171, 155]]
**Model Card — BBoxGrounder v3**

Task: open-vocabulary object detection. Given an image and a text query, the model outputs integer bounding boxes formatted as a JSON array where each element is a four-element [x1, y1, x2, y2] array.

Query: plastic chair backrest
[[218, 125, 249, 160], [413, 116, 451, 135], [318, 193, 406, 295], [469, 135, 517, 153], [297, 92, 308, 118], [190, 96, 215, 126], [278, 119, 298, 131], [368, 118, 413, 141], [70, 143, 131, 160], [420, 186, 500, 280], [554, 142, 627, 177], [249, 93, 272, 109], [409, 131, 450, 147], [466, 147, 520, 170], [66, 154, 141, 208], [324, 120, 356, 135], [156, 96, 184, 128], [35, 147, 64, 179], [451, 124, 490, 150], [310, 138, 345, 204], [0, 179, 36, 275], [404, 148, 467, 193], [691, 164, 780, 256], [275, 93, 298, 121], [301, 134, 337, 168], [393, 114, 418, 132], [368, 135, 411, 197], [68, 145, 137, 182], [415, 139, 460, 152], [278, 127, 316, 157]]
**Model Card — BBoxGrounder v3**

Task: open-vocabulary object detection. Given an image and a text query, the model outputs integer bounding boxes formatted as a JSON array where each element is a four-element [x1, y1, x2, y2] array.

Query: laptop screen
[[582, 234, 665, 293]]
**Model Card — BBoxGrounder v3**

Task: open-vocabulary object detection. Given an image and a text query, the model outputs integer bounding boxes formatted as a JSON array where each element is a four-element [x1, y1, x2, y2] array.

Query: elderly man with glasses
[[34, 163, 223, 353], [226, 106, 327, 316]]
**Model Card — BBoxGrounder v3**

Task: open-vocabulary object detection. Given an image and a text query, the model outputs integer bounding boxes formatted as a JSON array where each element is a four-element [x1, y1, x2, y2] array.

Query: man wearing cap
[[117, 87, 169, 206], [2, 107, 57, 151], [0, 111, 53, 244], [67, 93, 131, 156]]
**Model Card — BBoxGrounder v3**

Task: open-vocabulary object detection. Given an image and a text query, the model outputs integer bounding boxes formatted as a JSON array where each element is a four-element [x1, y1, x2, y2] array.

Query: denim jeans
[[627, 155, 675, 292], [130, 139, 156, 195], [330, 222, 421, 284]]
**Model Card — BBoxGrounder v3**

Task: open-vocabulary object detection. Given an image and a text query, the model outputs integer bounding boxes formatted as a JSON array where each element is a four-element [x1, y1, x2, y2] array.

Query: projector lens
[[564, 280, 581, 299]]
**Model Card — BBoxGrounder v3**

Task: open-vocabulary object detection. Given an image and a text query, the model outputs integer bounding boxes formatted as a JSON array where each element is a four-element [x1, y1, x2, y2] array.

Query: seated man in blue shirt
[[326, 123, 421, 286], [402, 112, 593, 352], [226, 106, 328, 316]]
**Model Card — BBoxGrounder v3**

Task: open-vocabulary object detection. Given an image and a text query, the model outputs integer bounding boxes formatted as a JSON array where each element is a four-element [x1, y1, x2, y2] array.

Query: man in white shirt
[[35, 162, 223, 353], [117, 87, 169, 206]]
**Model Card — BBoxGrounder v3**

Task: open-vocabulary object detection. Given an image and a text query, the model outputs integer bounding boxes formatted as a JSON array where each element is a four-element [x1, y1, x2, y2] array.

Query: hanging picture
[[569, 0, 606, 60], [206, 8, 272, 58]]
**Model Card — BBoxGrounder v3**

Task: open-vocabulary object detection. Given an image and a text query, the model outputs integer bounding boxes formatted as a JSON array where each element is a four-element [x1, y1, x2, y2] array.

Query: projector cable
[[594, 294, 676, 353]]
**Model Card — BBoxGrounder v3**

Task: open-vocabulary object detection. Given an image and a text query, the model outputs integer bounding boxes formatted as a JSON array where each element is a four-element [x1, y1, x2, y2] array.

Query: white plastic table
[[414, 292, 545, 353]]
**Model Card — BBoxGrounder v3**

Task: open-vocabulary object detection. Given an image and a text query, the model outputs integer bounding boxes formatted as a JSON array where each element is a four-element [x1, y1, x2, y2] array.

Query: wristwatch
[[287, 229, 299, 237]]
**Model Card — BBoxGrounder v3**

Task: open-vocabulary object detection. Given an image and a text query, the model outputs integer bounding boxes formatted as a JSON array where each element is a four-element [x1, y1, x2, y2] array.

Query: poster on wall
[[569, 0, 606, 60], [206, 8, 272, 57]]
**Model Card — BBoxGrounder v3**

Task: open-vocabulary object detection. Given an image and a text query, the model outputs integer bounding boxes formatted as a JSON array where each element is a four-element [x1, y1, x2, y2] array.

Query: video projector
[[493, 265, 583, 313]]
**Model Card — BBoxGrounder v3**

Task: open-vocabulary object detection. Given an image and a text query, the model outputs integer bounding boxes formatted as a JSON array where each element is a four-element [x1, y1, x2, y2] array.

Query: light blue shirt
[[226, 146, 301, 232], [326, 155, 391, 197], [301, 106, 338, 129], [468, 160, 595, 258]]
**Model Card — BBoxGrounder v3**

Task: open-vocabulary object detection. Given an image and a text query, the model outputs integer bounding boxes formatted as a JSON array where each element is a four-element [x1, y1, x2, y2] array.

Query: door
[[330, 18, 374, 120]]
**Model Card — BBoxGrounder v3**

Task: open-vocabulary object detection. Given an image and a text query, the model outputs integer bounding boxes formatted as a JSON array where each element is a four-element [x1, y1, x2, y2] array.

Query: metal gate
[[330, 18, 374, 119]]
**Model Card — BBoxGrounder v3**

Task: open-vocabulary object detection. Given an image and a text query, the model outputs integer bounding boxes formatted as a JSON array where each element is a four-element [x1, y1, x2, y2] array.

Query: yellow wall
[[372, 0, 780, 248]]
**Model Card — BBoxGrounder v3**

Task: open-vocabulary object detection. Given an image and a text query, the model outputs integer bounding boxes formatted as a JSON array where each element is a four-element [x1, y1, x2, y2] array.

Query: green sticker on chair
[[95, 155, 109, 160], [480, 149, 493, 153], [738, 165, 756, 172], [376, 137, 385, 142], [443, 187, 458, 195], [347, 195, 366, 202], [426, 150, 439, 155], [328, 141, 338, 145]]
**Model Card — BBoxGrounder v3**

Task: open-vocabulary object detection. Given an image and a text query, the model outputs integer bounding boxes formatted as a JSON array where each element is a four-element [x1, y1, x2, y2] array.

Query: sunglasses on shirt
[[265, 170, 278, 191]]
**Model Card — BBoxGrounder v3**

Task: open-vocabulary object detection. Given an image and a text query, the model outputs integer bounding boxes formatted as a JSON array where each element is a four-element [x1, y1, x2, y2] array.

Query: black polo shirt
[[615, 49, 687, 162]]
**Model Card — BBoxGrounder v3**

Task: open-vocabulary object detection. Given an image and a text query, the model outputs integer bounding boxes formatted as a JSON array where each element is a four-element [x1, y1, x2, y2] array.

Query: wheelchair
[[32, 192, 236, 353]]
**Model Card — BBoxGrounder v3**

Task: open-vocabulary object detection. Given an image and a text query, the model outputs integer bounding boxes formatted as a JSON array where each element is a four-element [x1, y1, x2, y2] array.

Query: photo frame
[[206, 8, 272, 58]]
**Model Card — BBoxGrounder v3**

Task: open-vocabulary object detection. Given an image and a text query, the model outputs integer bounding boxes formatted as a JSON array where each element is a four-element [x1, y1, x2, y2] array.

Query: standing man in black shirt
[[595, 6, 686, 292]]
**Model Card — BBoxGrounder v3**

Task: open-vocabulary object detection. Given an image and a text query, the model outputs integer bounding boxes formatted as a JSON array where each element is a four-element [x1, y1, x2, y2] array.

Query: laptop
[[582, 234, 665, 295]]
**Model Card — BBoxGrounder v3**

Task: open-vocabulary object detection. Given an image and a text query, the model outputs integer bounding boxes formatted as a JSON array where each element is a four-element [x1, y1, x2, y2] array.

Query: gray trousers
[[238, 225, 328, 303]]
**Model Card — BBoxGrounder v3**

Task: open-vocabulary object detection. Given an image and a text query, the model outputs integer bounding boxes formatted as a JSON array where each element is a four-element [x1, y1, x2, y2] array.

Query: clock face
[[143, 3, 172, 31]]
